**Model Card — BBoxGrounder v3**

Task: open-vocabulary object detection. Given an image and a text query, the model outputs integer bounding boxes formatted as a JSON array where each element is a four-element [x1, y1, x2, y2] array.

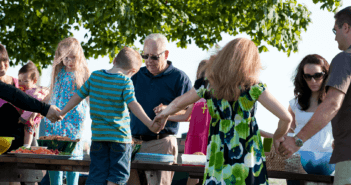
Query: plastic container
[[0, 137, 15, 155], [181, 154, 206, 166], [134, 153, 174, 164]]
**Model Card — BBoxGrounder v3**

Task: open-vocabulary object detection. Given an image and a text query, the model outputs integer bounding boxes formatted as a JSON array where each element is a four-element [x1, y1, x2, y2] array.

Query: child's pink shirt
[[21, 86, 49, 134]]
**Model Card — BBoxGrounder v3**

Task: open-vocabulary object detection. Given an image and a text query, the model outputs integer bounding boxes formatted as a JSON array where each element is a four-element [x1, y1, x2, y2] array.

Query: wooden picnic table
[[0, 154, 334, 184]]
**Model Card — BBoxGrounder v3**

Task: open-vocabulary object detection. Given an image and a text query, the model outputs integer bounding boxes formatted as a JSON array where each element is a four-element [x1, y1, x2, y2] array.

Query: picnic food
[[10, 147, 60, 155], [39, 135, 80, 142]]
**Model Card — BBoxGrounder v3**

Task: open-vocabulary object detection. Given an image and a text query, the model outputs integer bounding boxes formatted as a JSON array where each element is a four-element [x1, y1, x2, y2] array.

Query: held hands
[[148, 120, 163, 134], [46, 105, 64, 123], [153, 103, 167, 115], [152, 113, 169, 132], [277, 136, 300, 158], [27, 113, 38, 127], [273, 136, 285, 154], [147, 104, 169, 133]]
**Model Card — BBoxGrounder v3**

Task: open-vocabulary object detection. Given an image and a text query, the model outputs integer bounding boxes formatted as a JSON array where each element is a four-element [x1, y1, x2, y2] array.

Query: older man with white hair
[[127, 33, 192, 185]]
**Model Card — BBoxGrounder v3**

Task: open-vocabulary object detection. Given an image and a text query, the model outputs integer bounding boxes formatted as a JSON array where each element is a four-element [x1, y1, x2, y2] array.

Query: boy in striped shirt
[[60, 47, 160, 185]]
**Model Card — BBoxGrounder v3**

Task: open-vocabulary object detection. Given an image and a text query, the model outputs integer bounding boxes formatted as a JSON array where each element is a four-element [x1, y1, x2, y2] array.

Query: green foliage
[[0, 0, 341, 70]]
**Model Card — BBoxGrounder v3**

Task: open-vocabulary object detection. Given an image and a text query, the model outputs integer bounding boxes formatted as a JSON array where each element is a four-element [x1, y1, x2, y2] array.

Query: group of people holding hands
[[1, 6, 351, 185]]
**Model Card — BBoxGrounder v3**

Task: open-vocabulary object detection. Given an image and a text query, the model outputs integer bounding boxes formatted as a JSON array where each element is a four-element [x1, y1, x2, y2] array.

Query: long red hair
[[206, 38, 261, 101]]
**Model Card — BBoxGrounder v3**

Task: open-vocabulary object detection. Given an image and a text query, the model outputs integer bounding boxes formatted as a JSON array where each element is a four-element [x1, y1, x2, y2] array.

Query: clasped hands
[[46, 105, 64, 123], [273, 135, 300, 158], [150, 103, 169, 134]]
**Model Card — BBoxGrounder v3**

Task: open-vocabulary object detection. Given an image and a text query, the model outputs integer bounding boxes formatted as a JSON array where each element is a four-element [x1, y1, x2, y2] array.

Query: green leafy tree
[[0, 0, 342, 70]]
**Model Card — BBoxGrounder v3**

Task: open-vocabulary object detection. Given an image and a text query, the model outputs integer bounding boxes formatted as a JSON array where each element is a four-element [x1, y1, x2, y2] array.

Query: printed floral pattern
[[194, 78, 269, 185], [43, 68, 87, 158]]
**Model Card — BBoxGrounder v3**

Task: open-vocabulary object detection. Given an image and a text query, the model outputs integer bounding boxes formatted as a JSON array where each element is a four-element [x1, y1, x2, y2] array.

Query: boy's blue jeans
[[86, 141, 132, 185]]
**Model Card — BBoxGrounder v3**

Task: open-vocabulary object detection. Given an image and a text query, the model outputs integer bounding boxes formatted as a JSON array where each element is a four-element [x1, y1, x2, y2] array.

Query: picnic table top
[[0, 154, 334, 183]]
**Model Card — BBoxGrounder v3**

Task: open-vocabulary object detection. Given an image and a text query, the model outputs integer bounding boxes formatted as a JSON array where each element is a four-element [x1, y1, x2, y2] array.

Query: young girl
[[18, 61, 49, 148], [43, 37, 90, 185], [154, 59, 211, 185], [154, 38, 292, 184]]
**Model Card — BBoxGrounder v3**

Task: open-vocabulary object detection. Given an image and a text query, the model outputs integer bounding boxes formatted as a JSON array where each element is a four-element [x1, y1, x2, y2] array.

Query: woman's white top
[[289, 98, 333, 153]]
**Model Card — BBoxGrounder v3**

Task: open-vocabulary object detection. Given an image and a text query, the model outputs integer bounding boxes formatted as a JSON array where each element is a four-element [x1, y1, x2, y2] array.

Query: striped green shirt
[[77, 70, 136, 143]]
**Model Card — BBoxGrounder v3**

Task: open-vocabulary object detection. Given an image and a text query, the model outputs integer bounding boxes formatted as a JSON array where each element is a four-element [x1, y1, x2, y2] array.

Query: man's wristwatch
[[294, 136, 303, 147]]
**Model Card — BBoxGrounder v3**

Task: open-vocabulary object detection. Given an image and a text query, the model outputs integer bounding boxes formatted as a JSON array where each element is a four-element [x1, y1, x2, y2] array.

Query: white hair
[[144, 33, 168, 49]]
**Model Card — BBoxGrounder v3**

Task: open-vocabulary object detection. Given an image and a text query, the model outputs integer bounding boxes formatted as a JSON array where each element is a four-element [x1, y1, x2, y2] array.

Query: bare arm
[[259, 130, 274, 138], [258, 89, 292, 152], [297, 87, 344, 142], [153, 88, 201, 128], [288, 105, 296, 133], [258, 89, 292, 140], [153, 103, 188, 116], [60, 93, 83, 116], [168, 104, 194, 122], [128, 101, 160, 133]]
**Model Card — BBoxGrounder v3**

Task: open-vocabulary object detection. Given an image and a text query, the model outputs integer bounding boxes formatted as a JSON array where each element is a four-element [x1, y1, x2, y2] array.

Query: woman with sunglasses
[[287, 54, 333, 185]]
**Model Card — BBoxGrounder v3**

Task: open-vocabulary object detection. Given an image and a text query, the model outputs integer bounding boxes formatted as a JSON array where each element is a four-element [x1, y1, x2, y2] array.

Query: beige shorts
[[334, 160, 351, 185], [127, 135, 178, 185]]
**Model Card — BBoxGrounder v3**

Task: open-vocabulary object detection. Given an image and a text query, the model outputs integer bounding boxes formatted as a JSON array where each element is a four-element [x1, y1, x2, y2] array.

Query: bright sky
[[5, 1, 351, 144]]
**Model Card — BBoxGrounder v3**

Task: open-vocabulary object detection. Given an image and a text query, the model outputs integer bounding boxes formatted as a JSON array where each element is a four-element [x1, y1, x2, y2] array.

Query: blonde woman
[[154, 38, 292, 184]]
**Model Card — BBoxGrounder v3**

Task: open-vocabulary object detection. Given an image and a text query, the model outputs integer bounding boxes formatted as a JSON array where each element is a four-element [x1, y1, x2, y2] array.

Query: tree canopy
[[0, 0, 342, 71]]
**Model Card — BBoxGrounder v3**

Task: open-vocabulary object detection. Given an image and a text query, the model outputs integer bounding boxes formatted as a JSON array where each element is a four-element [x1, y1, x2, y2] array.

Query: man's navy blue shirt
[[130, 61, 192, 136]]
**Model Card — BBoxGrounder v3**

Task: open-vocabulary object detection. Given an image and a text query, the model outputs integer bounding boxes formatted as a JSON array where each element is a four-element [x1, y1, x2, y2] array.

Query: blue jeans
[[86, 141, 132, 185], [48, 171, 79, 185]]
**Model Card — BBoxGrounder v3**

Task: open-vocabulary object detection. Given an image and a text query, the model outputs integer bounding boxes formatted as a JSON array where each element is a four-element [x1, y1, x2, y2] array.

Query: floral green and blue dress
[[194, 78, 269, 185]]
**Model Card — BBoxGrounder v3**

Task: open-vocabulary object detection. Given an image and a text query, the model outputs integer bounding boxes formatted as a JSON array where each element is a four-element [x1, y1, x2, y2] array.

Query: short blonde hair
[[206, 38, 261, 101]]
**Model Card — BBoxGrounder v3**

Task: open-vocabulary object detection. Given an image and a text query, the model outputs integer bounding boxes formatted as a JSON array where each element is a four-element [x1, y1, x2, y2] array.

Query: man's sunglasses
[[141, 51, 165, 60], [303, 72, 325, 81]]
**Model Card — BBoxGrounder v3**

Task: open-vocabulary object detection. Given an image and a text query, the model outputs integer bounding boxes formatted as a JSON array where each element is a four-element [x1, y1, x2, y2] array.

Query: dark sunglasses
[[303, 72, 325, 81], [141, 51, 165, 60]]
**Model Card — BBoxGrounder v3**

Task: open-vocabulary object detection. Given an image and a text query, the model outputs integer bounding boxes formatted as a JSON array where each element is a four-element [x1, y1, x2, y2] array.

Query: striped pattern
[[77, 70, 135, 143]]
